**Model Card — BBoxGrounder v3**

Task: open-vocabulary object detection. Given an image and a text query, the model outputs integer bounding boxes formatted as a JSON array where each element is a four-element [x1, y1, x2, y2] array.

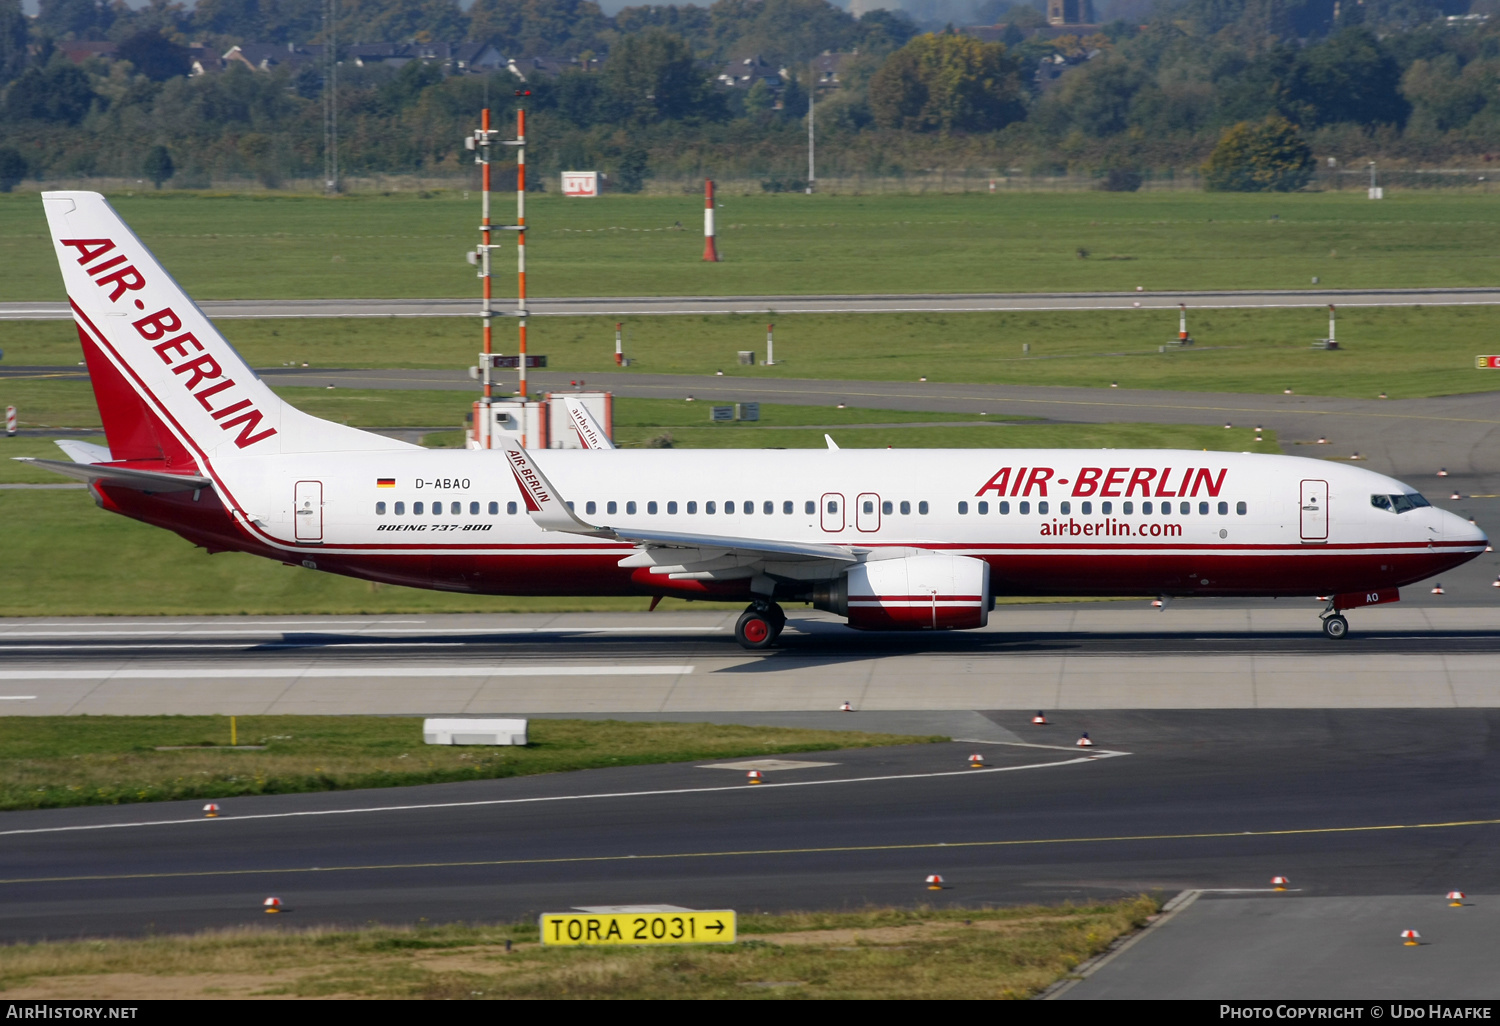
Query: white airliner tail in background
[[20, 192, 1489, 649]]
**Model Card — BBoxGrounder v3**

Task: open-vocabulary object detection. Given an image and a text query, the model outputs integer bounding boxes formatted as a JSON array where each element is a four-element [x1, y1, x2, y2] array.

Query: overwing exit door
[[294, 480, 324, 542], [820, 493, 845, 532], [1300, 479, 1328, 542]]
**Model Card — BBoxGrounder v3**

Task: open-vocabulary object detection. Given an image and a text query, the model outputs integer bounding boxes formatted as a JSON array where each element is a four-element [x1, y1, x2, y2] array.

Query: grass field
[[0, 898, 1159, 999], [2, 190, 1497, 300], [0, 717, 939, 811], [6, 303, 1499, 399]]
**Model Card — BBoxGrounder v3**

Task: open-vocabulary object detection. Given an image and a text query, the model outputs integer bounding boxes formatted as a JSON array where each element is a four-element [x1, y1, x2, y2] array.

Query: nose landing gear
[[1321, 613, 1349, 639], [735, 601, 786, 649]]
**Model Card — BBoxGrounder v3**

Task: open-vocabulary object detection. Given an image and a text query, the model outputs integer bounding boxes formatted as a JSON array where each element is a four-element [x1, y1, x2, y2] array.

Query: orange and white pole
[[615, 322, 623, 366], [703, 179, 719, 262], [1179, 303, 1188, 341], [516, 104, 528, 401], [1328, 304, 1336, 347], [766, 322, 774, 365]]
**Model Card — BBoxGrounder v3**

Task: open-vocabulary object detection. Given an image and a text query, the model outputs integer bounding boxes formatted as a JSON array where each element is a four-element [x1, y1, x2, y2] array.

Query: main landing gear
[[735, 601, 786, 649]]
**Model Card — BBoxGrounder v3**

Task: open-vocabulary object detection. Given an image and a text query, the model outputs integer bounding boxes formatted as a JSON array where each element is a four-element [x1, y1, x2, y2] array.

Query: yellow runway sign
[[540, 910, 736, 946]]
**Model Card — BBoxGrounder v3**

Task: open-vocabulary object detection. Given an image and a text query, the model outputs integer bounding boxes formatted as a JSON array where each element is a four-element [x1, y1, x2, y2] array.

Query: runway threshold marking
[[0, 751, 1126, 841], [4, 814, 1498, 888]]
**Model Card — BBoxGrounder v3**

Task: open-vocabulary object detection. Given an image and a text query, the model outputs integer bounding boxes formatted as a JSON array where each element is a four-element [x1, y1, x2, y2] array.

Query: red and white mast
[[703, 179, 720, 262]]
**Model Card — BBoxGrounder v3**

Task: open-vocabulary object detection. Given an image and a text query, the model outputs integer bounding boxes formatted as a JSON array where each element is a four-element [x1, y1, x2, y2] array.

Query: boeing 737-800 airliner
[[20, 192, 1487, 647]]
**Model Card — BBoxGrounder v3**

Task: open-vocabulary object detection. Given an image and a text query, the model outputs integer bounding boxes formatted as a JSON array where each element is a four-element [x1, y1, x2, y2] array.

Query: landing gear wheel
[[736, 609, 777, 649], [1322, 614, 1349, 639]]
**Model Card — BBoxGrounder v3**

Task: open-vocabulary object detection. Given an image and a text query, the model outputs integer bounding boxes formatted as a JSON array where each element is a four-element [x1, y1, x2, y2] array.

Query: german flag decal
[[376, 478, 396, 488]]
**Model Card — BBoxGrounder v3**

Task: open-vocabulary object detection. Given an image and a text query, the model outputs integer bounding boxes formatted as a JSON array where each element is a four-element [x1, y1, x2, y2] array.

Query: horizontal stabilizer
[[15, 457, 212, 493], [54, 439, 112, 464]]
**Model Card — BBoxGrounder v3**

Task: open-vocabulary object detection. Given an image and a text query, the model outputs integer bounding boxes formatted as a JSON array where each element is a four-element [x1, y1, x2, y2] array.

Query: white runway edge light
[[203, 803, 219, 818], [423, 718, 527, 746], [1076, 732, 1094, 747], [1401, 929, 1421, 946], [1448, 891, 1466, 906], [926, 875, 944, 890], [1271, 876, 1290, 890], [263, 897, 283, 914], [968, 753, 986, 767], [1032, 711, 1048, 725]]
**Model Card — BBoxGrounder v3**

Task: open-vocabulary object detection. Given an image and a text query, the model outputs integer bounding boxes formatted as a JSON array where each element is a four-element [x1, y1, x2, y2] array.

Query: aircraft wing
[[504, 446, 860, 580], [562, 396, 616, 450], [14, 457, 213, 493]]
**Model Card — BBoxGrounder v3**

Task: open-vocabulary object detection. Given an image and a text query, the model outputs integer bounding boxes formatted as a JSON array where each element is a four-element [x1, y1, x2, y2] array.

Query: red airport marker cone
[[1076, 732, 1094, 748], [263, 897, 283, 914], [1451, 491, 1462, 500], [1401, 929, 1420, 946], [926, 874, 945, 891], [746, 770, 763, 785], [203, 803, 219, 818], [968, 753, 986, 768], [1032, 711, 1048, 725], [1438, 468, 1449, 477], [1271, 876, 1289, 890], [1448, 891, 1466, 906], [1151, 599, 1163, 608], [840, 701, 853, 712], [1432, 582, 1445, 595]]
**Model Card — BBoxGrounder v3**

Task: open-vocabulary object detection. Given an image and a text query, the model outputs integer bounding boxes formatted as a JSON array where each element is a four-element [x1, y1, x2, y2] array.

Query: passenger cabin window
[[413, 501, 424, 515], [647, 501, 658, 514], [668, 501, 678, 514], [586, 501, 597, 515], [1060, 501, 1071, 515], [726, 501, 736, 514], [395, 502, 405, 515], [764, 501, 774, 515], [1019, 501, 1030, 514], [1218, 501, 1228, 515], [470, 502, 479, 515], [826, 500, 838, 514], [1080, 502, 1090, 515], [1142, 501, 1151, 514], [743, 501, 753, 515], [507, 501, 517, 514], [977, 501, 988, 514], [607, 501, 618, 515], [999, 501, 1010, 514], [1038, 501, 1049, 515], [687, 501, 698, 514], [1199, 501, 1209, 515], [626, 501, 637, 514], [376, 502, 386, 515], [805, 501, 816, 515], [957, 501, 968, 514], [918, 501, 929, 515], [706, 501, 717, 514], [900, 501, 911, 515], [1102, 501, 1112, 515], [489, 502, 499, 515], [783, 501, 793, 514], [432, 503, 441, 516], [1237, 501, 1247, 515], [1180, 501, 1190, 515]]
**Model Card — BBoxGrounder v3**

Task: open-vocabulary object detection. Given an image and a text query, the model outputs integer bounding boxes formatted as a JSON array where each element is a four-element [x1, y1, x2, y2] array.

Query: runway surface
[[2, 605, 1498, 714], [5, 286, 1500, 320], [2, 710, 1498, 945]]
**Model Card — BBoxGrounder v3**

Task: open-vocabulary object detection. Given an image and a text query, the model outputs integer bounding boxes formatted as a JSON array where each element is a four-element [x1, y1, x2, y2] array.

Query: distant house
[[505, 55, 601, 81], [1046, 0, 1096, 26], [811, 50, 854, 90], [222, 43, 325, 72], [58, 41, 116, 64], [1032, 48, 1102, 92], [717, 55, 784, 90]]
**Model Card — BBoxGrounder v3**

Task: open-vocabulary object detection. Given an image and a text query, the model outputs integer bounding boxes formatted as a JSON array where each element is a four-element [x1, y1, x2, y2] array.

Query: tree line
[[0, 0, 1496, 192]]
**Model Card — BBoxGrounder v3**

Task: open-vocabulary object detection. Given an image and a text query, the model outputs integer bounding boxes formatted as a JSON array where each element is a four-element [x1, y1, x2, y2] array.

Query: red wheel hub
[[742, 617, 770, 643]]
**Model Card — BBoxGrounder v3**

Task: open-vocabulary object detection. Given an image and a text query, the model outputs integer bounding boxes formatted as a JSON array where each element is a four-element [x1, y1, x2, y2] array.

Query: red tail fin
[[76, 323, 195, 468]]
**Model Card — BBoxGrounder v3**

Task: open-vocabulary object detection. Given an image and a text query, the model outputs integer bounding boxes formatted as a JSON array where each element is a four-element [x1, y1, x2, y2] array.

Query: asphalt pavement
[[2, 710, 1498, 949], [5, 287, 1500, 320]]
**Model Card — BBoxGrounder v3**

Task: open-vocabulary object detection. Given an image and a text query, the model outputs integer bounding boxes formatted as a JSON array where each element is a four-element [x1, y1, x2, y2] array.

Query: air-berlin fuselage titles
[[25, 191, 1486, 648]]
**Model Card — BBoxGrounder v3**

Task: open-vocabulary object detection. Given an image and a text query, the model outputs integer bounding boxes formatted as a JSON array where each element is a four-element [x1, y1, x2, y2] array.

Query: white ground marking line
[[0, 665, 697, 680], [0, 751, 1127, 837], [2, 620, 427, 629], [0, 696, 36, 700], [0, 627, 725, 638], [953, 738, 1116, 754]]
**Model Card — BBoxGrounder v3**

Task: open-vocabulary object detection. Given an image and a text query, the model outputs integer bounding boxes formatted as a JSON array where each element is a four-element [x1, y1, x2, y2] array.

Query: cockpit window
[[1374, 493, 1432, 513]]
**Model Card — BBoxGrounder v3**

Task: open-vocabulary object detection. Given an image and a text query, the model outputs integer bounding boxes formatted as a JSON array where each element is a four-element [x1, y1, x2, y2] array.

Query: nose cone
[[1443, 509, 1487, 548]]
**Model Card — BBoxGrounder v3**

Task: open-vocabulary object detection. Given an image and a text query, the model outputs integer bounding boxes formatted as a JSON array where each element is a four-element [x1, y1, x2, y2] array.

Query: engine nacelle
[[812, 554, 991, 631]]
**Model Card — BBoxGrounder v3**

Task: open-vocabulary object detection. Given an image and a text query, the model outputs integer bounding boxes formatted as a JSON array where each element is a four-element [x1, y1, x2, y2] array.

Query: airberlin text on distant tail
[[61, 238, 276, 449], [976, 465, 1227, 498]]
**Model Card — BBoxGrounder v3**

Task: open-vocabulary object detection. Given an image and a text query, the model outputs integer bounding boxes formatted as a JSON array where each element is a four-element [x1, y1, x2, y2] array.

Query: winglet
[[503, 446, 611, 535], [562, 396, 616, 450]]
